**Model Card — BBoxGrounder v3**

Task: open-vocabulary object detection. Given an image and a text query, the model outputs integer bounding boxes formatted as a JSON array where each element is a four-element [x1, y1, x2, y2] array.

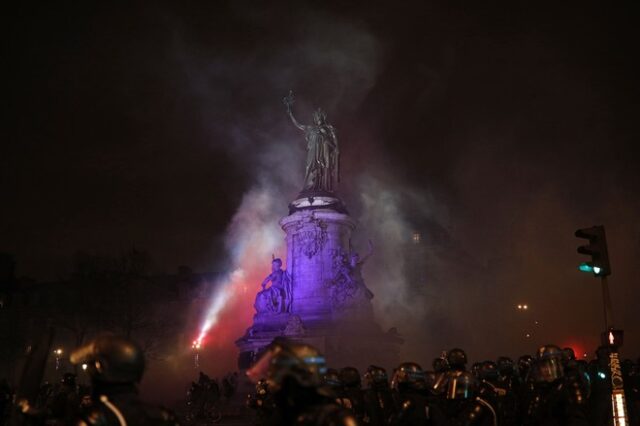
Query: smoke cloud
[[141, 3, 640, 391], [163, 5, 463, 371]]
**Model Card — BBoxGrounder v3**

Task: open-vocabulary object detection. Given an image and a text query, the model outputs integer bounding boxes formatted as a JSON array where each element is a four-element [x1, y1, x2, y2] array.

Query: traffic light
[[601, 329, 624, 347], [575, 225, 611, 277]]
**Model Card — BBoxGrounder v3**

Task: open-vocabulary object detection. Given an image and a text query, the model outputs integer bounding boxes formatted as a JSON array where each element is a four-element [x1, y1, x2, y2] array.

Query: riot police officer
[[390, 362, 431, 426], [362, 365, 395, 426], [522, 344, 589, 426], [517, 355, 534, 382], [247, 378, 275, 425], [433, 348, 468, 397], [495, 357, 519, 426], [430, 371, 497, 426], [69, 334, 178, 425], [48, 373, 80, 423], [339, 367, 366, 422], [322, 368, 347, 406], [246, 338, 357, 426]]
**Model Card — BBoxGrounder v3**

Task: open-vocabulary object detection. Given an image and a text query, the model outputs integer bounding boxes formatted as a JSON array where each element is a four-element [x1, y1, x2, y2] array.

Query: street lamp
[[53, 348, 63, 370], [192, 340, 202, 368]]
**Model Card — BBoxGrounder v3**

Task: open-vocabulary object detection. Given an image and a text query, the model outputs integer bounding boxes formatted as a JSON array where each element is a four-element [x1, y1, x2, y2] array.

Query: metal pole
[[601, 276, 614, 330]]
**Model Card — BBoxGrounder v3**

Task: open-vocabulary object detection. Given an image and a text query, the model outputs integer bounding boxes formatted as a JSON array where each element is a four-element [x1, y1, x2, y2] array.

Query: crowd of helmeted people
[[245, 338, 640, 426], [1, 334, 639, 425]]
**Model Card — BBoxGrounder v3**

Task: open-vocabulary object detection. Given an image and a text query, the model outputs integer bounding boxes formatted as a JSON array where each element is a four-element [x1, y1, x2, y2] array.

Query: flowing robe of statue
[[283, 91, 339, 193], [254, 268, 292, 314]]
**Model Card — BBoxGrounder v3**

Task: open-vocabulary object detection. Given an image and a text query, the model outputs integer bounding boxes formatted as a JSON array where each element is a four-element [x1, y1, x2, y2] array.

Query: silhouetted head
[[532, 344, 564, 383], [478, 361, 499, 383], [497, 356, 515, 376], [433, 357, 449, 373], [518, 355, 534, 378], [339, 367, 361, 388], [392, 362, 427, 392], [322, 368, 342, 390], [70, 334, 145, 385], [447, 348, 467, 371], [246, 338, 327, 393], [364, 365, 389, 389]]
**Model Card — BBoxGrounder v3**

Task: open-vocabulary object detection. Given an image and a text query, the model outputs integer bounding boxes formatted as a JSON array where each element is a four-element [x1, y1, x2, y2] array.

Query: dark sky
[[5, 1, 640, 358]]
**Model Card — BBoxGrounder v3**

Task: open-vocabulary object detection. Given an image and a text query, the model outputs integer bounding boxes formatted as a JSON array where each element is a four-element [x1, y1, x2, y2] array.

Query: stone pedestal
[[281, 209, 360, 326], [236, 198, 401, 370]]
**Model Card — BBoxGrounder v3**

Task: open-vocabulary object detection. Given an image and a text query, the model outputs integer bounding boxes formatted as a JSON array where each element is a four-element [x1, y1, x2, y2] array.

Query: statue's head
[[272, 258, 283, 271], [312, 108, 326, 125]]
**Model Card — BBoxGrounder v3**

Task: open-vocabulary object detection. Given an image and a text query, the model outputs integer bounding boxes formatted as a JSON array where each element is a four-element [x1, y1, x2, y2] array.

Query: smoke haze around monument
[[5, 0, 640, 377], [166, 1, 640, 363]]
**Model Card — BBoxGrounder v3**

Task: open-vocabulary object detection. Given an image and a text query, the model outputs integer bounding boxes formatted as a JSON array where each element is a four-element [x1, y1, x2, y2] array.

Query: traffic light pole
[[601, 276, 614, 331]]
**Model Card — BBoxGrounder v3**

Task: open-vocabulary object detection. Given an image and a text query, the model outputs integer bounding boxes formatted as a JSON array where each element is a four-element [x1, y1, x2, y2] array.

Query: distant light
[[609, 331, 615, 345], [579, 263, 593, 273], [54, 348, 63, 355], [412, 232, 421, 244], [593, 266, 602, 275], [612, 391, 628, 425], [583, 352, 588, 358], [525, 333, 531, 338], [534, 320, 540, 325], [523, 304, 528, 310], [598, 372, 606, 379], [517, 304, 522, 310], [81, 363, 88, 371]]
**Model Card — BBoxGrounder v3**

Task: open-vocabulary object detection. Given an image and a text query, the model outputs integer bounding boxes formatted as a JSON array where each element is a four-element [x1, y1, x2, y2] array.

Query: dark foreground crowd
[[1, 334, 638, 425], [246, 340, 639, 426]]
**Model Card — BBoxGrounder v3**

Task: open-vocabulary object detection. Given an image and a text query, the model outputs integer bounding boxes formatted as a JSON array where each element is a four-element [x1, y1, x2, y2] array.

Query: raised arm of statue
[[283, 90, 305, 131]]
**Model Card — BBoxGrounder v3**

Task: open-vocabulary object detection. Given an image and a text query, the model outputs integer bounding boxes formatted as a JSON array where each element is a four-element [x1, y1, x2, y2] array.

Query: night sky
[[5, 1, 640, 360]]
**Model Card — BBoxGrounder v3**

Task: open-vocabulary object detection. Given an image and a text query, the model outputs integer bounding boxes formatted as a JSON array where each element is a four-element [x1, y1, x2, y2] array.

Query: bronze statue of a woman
[[283, 91, 339, 194]]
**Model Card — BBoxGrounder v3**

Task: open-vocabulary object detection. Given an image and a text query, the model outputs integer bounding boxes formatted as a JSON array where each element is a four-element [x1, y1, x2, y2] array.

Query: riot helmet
[[70, 334, 145, 384], [533, 345, 564, 383], [391, 362, 427, 392], [323, 368, 343, 389], [364, 365, 389, 389], [246, 338, 327, 392], [496, 356, 515, 377], [339, 367, 361, 388], [433, 357, 449, 373], [478, 361, 500, 383], [447, 348, 468, 371], [518, 355, 534, 379]]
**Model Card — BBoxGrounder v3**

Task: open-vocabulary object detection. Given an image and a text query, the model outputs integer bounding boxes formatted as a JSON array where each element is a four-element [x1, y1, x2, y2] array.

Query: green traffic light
[[579, 262, 593, 273]]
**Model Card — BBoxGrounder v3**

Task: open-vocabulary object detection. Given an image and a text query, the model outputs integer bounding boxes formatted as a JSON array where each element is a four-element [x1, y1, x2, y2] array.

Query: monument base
[[237, 194, 402, 371], [236, 314, 402, 370]]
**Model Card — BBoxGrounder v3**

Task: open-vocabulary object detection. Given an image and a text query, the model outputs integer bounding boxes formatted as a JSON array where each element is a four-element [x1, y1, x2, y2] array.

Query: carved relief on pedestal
[[283, 315, 306, 336], [325, 244, 375, 311], [294, 218, 327, 259]]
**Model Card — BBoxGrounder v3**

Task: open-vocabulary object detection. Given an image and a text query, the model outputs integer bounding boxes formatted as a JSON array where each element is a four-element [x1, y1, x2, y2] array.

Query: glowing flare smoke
[[193, 187, 285, 349], [195, 269, 245, 346]]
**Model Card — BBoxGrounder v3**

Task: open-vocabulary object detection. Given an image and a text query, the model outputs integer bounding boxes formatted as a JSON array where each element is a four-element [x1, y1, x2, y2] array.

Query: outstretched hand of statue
[[283, 90, 295, 109]]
